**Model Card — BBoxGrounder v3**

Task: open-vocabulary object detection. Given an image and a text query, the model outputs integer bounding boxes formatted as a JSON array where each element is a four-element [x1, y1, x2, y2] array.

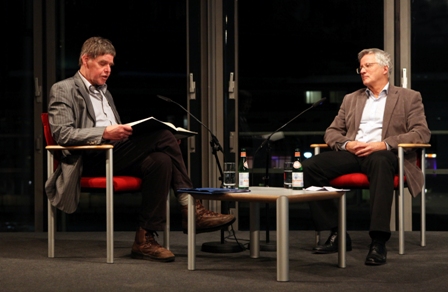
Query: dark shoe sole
[[131, 251, 175, 262], [365, 259, 386, 266], [182, 217, 236, 234]]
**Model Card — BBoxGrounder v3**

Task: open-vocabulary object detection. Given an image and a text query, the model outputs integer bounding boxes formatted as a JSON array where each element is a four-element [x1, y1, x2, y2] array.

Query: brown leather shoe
[[181, 200, 236, 234], [131, 227, 175, 262]]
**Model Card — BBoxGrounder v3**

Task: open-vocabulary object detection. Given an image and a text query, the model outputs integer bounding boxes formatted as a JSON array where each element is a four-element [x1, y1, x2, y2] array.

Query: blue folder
[[177, 188, 251, 195]]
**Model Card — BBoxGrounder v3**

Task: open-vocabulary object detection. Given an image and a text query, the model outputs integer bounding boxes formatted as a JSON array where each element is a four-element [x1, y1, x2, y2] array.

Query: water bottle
[[238, 148, 249, 189], [292, 148, 303, 190]]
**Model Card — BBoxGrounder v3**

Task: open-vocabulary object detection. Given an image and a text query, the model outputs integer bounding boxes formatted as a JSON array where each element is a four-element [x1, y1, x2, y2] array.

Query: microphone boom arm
[[256, 105, 313, 155], [157, 95, 224, 184], [254, 97, 326, 187]]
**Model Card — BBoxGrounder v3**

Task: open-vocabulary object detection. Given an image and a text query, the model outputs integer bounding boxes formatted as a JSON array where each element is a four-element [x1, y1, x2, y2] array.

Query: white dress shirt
[[342, 83, 390, 150], [355, 83, 389, 143]]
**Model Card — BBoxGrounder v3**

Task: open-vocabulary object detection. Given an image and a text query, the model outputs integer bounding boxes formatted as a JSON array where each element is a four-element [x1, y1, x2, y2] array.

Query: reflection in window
[[305, 91, 322, 104], [329, 91, 346, 104]]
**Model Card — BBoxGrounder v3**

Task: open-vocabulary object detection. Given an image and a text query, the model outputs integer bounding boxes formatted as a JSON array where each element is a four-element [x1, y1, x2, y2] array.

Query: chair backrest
[[41, 113, 57, 146], [41, 112, 62, 170]]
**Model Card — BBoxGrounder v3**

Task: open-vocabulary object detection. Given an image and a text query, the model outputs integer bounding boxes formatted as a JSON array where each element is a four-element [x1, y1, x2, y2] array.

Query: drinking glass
[[223, 162, 236, 188]]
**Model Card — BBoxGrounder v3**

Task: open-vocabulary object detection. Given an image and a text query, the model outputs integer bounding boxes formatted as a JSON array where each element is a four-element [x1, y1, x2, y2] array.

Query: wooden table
[[187, 186, 346, 282]]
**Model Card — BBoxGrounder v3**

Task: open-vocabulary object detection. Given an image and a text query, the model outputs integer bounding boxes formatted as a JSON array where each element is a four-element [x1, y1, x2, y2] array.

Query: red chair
[[41, 113, 170, 263], [311, 143, 430, 255]]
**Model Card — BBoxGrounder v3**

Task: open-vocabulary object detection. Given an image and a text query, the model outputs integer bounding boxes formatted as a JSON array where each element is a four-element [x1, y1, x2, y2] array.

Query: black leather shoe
[[312, 231, 352, 254], [365, 241, 387, 265]]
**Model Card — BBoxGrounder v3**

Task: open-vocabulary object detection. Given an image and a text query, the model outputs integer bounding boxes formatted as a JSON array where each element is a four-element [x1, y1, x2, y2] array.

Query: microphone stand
[[157, 95, 243, 253], [254, 97, 327, 251], [260, 137, 277, 251], [252, 133, 278, 251]]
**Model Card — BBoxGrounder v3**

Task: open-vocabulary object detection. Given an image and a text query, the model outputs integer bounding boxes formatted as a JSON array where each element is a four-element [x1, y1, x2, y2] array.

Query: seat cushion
[[330, 173, 404, 189], [81, 176, 142, 192]]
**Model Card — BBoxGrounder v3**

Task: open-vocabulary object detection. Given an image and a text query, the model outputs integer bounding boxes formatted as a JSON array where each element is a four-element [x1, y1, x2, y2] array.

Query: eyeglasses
[[356, 62, 378, 74]]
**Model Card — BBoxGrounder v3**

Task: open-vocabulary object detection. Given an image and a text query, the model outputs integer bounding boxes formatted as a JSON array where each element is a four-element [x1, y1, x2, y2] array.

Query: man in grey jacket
[[302, 48, 431, 265], [46, 36, 235, 262]]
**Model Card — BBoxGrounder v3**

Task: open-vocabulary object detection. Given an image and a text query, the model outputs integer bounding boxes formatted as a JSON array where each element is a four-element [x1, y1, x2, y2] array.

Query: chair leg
[[398, 147, 405, 255], [164, 191, 170, 250], [106, 149, 114, 264], [47, 150, 55, 258], [313, 146, 321, 247], [48, 200, 55, 258], [315, 231, 320, 247], [421, 191, 426, 247], [421, 149, 426, 247]]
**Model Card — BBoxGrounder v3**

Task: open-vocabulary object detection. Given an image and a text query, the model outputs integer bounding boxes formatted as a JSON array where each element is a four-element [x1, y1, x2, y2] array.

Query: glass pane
[[237, 1, 383, 231], [411, 0, 448, 231], [57, 1, 187, 124], [238, 0, 383, 188], [0, 0, 34, 231]]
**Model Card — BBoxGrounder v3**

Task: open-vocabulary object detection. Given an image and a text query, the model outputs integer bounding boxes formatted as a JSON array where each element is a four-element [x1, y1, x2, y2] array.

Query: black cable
[[223, 224, 249, 251]]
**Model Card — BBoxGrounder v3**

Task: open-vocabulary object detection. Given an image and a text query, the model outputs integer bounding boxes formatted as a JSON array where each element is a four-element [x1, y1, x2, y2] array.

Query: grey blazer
[[324, 85, 431, 197], [45, 72, 121, 213]]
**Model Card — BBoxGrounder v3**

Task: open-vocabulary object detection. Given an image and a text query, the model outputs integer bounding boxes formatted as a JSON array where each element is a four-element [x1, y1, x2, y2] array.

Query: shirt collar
[[366, 82, 389, 98], [78, 71, 108, 94]]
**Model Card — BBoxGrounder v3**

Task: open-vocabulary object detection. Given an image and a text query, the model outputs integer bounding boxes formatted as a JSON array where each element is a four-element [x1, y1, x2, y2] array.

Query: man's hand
[[346, 141, 387, 157], [103, 125, 133, 141]]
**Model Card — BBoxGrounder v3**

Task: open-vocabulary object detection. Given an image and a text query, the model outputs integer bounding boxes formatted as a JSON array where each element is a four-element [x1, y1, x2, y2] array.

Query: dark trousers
[[83, 129, 193, 231], [302, 150, 398, 241]]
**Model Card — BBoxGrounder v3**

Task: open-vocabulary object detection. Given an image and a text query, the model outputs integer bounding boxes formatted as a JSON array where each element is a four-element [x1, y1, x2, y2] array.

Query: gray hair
[[358, 48, 392, 74], [78, 37, 116, 66]]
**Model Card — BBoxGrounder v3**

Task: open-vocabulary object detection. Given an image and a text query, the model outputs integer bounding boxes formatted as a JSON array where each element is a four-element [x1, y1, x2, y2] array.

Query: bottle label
[[239, 172, 249, 188], [292, 172, 303, 188], [293, 161, 302, 169]]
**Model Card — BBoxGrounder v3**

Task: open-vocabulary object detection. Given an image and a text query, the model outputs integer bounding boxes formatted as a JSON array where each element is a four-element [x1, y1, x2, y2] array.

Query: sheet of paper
[[305, 186, 350, 192]]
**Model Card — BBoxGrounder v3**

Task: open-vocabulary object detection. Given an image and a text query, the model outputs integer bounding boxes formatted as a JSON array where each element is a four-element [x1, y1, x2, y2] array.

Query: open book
[[305, 186, 350, 192], [126, 117, 197, 140]]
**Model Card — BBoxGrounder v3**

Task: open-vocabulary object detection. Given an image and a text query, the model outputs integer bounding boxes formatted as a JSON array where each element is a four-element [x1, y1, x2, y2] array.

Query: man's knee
[[302, 152, 330, 170], [141, 152, 172, 174], [302, 156, 315, 171], [370, 151, 398, 167]]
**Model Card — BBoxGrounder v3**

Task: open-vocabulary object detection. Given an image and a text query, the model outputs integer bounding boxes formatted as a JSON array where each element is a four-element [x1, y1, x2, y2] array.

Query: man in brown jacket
[[302, 48, 431, 265]]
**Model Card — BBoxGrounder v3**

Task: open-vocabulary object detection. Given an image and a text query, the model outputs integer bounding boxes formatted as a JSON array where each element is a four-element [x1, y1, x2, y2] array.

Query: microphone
[[157, 95, 172, 103], [312, 97, 327, 108], [254, 97, 327, 155], [157, 95, 223, 152]]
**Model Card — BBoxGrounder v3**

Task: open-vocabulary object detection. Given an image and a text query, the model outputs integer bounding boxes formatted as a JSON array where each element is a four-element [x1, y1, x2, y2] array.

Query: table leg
[[338, 192, 346, 268], [249, 202, 260, 258], [276, 196, 289, 282], [188, 195, 196, 270]]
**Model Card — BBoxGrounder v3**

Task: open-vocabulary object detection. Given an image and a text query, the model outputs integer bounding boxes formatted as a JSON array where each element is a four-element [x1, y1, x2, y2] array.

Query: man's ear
[[81, 54, 90, 66]]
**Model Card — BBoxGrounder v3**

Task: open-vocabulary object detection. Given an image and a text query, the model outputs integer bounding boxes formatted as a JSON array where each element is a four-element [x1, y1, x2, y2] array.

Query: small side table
[[187, 186, 346, 282]]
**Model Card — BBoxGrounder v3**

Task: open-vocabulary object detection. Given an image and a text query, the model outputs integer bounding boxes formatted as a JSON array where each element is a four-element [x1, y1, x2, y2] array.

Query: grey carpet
[[0, 231, 447, 291]]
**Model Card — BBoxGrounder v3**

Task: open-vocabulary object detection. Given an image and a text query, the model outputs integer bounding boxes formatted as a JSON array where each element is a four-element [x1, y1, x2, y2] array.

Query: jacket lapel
[[74, 72, 97, 124], [104, 91, 121, 124], [382, 85, 399, 139], [354, 90, 367, 132], [73, 72, 122, 125]]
